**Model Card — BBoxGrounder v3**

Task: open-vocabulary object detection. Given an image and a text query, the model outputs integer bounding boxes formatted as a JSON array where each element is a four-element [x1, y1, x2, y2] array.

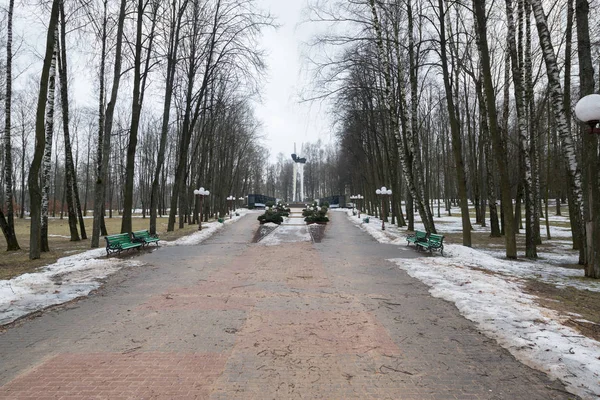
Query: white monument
[[291, 143, 306, 202]]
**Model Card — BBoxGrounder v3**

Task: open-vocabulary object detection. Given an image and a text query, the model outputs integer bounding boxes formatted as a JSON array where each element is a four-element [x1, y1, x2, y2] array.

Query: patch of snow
[[391, 256, 600, 399], [0, 249, 143, 326], [260, 225, 311, 246]]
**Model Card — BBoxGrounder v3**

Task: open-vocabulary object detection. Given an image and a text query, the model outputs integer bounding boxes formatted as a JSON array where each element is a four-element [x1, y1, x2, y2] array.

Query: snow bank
[[0, 249, 143, 326]]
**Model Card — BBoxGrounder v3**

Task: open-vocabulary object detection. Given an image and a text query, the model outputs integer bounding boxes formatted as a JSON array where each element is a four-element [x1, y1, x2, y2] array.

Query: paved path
[[0, 212, 576, 399]]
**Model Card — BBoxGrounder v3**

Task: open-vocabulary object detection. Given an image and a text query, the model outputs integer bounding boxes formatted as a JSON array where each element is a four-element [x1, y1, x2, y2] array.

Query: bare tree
[[473, 0, 517, 258], [29, 0, 60, 260], [149, 0, 189, 235], [57, 0, 83, 241], [121, 0, 159, 234], [0, 0, 20, 251], [91, 0, 127, 248]]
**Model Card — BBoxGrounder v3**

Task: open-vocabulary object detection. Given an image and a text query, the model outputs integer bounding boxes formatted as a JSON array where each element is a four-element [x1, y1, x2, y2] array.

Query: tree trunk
[[41, 30, 58, 253], [530, 0, 586, 265], [1, 0, 20, 251], [437, 0, 470, 246], [473, 0, 517, 258], [575, 0, 600, 278], [29, 0, 59, 260], [122, 0, 158, 234], [506, 0, 536, 257], [57, 0, 80, 241], [91, 0, 126, 247], [150, 0, 187, 235]]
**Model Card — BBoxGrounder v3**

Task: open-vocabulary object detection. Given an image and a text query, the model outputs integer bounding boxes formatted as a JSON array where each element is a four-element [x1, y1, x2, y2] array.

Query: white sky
[[254, 0, 333, 161], [5, 0, 334, 162]]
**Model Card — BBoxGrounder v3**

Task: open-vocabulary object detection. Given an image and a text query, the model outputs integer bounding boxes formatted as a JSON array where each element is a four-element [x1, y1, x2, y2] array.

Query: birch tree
[[0, 0, 20, 251], [41, 31, 58, 253], [505, 0, 537, 257], [368, 0, 436, 234], [529, 0, 586, 264]]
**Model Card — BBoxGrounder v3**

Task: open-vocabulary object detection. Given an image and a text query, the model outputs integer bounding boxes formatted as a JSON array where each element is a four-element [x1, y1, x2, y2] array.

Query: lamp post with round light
[[226, 195, 235, 218], [238, 196, 245, 209], [575, 94, 600, 277], [193, 187, 210, 230], [351, 194, 364, 218], [575, 94, 600, 134], [376, 186, 392, 231]]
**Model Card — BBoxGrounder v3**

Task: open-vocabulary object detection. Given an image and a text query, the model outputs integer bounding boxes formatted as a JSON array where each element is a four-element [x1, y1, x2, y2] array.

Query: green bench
[[416, 233, 445, 255], [406, 230, 428, 246], [132, 229, 160, 247], [105, 233, 142, 256]]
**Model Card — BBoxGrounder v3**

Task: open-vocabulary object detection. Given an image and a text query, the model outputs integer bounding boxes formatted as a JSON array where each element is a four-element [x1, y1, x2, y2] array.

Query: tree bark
[[473, 0, 517, 258], [57, 0, 81, 241], [91, 0, 127, 247], [1, 0, 20, 251], [530, 0, 586, 265], [122, 0, 158, 234], [41, 28, 58, 253], [575, 0, 600, 278], [506, 0, 536, 257], [437, 0, 470, 246], [29, 0, 60, 260], [149, 0, 187, 235]]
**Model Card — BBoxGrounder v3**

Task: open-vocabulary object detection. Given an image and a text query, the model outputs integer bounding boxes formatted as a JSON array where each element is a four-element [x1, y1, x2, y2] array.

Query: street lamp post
[[238, 196, 245, 209], [376, 186, 392, 231], [575, 94, 600, 277], [193, 187, 210, 230], [226, 195, 235, 218], [350, 195, 364, 218]]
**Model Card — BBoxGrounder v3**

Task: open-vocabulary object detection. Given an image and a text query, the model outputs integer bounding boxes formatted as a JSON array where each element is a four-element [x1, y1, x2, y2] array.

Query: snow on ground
[[339, 208, 600, 399], [0, 209, 254, 327], [0, 248, 144, 326], [260, 210, 311, 245], [259, 225, 311, 246]]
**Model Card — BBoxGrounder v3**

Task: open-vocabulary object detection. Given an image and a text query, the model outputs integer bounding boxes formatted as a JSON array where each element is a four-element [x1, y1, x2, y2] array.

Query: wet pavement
[[0, 212, 577, 399]]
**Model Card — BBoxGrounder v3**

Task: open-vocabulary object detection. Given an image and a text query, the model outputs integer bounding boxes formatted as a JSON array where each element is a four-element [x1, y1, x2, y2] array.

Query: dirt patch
[[564, 319, 600, 341], [523, 280, 600, 341], [308, 224, 326, 243], [252, 224, 278, 243]]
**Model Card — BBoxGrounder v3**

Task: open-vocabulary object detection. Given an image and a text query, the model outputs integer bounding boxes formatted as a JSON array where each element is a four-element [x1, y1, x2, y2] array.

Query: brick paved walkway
[[0, 212, 577, 399]]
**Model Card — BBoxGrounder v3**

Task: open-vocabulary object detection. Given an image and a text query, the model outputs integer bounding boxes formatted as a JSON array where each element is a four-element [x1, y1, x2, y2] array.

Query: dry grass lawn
[[0, 215, 205, 280]]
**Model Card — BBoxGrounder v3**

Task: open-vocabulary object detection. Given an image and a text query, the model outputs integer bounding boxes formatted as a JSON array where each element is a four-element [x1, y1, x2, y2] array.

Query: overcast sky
[[6, 0, 334, 163], [254, 0, 333, 162]]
